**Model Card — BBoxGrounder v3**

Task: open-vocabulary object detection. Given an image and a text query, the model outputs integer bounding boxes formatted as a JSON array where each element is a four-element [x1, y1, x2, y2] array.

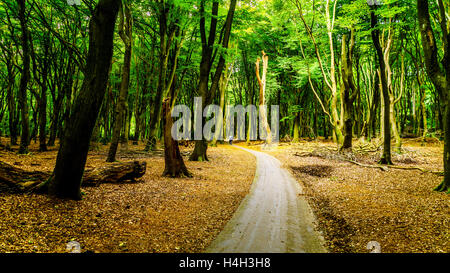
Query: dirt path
[[206, 145, 326, 253]]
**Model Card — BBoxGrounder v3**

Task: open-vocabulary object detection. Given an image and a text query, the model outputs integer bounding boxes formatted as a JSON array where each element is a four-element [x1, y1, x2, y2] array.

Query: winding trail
[[206, 145, 326, 253]]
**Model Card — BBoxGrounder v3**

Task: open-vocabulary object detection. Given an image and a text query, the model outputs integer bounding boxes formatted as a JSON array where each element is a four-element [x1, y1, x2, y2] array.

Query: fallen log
[[0, 161, 147, 192], [82, 161, 147, 186], [0, 161, 50, 192]]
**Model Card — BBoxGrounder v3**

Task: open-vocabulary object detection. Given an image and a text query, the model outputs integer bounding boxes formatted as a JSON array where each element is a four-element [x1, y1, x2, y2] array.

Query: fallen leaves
[[0, 140, 255, 253], [266, 139, 449, 253]]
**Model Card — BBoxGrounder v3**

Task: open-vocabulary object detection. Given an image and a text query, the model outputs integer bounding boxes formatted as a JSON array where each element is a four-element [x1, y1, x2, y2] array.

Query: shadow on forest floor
[[291, 165, 334, 178], [263, 139, 448, 253]]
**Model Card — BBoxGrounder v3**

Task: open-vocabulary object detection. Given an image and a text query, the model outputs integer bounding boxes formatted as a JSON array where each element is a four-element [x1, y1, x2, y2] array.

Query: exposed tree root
[[378, 157, 393, 166], [433, 181, 450, 193], [163, 168, 192, 178], [345, 159, 389, 171]]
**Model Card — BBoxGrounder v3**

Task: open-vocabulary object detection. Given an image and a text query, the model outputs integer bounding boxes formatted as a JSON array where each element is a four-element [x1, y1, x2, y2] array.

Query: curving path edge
[[206, 145, 327, 253]]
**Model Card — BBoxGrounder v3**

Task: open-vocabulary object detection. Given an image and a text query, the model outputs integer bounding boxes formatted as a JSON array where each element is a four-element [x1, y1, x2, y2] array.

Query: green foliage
[[0, 0, 445, 147]]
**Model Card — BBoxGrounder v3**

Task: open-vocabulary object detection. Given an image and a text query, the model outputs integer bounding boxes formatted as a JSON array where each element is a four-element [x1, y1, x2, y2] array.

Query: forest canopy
[[0, 0, 449, 200]]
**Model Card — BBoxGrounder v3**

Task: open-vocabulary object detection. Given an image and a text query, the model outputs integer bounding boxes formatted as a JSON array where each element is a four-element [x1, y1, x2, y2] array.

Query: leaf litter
[[0, 140, 255, 253], [260, 139, 449, 253]]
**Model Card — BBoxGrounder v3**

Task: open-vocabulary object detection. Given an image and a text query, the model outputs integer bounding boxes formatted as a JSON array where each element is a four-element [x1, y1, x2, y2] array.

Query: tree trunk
[[292, 112, 300, 143], [390, 97, 402, 152], [47, 93, 63, 146], [47, 0, 121, 200], [371, 7, 392, 165], [439, 104, 450, 193], [162, 98, 192, 177], [295, 0, 343, 145], [190, 0, 237, 161], [38, 35, 50, 152], [340, 29, 357, 150], [145, 2, 175, 152], [385, 35, 402, 152], [417, 0, 450, 192], [7, 68, 18, 146], [107, 1, 133, 162], [419, 81, 428, 138], [371, 70, 380, 139], [255, 51, 272, 145], [212, 65, 230, 146], [17, 0, 30, 154], [38, 81, 48, 152], [190, 140, 209, 161], [121, 107, 130, 149]]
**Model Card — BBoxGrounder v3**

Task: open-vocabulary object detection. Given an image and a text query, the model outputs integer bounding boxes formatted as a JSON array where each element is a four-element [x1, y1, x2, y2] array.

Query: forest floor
[[239, 138, 449, 253], [0, 138, 255, 253], [1, 137, 448, 253], [207, 145, 326, 253]]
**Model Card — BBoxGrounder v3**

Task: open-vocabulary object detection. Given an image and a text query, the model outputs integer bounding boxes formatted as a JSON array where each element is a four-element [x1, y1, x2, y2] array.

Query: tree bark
[[31, 33, 51, 152], [107, 1, 133, 162], [162, 98, 192, 177], [255, 51, 272, 145], [190, 0, 237, 161], [384, 30, 402, 152], [47, 92, 63, 146], [145, 2, 179, 152], [292, 112, 300, 143], [294, 0, 343, 145], [38, 57, 48, 152], [47, 0, 121, 200], [212, 63, 232, 146], [340, 29, 358, 150], [6, 60, 18, 146], [17, 0, 31, 154], [371, 7, 392, 165], [417, 0, 450, 192]]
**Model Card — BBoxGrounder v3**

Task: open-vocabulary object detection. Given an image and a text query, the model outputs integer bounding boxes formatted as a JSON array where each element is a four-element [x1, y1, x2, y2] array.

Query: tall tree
[[47, 0, 121, 200], [370, 1, 392, 165], [145, 0, 180, 152], [17, 0, 31, 154], [107, 0, 133, 162], [417, 0, 449, 193], [30, 30, 51, 152], [190, 0, 237, 161], [340, 28, 358, 149], [255, 50, 272, 145], [294, 0, 344, 145], [154, 0, 191, 177]]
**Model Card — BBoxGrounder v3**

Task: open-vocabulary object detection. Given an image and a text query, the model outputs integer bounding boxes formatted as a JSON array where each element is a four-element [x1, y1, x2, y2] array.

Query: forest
[[0, 0, 448, 254]]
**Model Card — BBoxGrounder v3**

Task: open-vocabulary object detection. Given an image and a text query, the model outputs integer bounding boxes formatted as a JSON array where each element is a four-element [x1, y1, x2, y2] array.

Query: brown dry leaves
[[0, 140, 255, 253], [268, 140, 449, 253]]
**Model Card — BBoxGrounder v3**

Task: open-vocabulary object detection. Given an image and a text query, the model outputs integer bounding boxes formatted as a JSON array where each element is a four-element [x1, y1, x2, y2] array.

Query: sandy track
[[206, 146, 326, 253]]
